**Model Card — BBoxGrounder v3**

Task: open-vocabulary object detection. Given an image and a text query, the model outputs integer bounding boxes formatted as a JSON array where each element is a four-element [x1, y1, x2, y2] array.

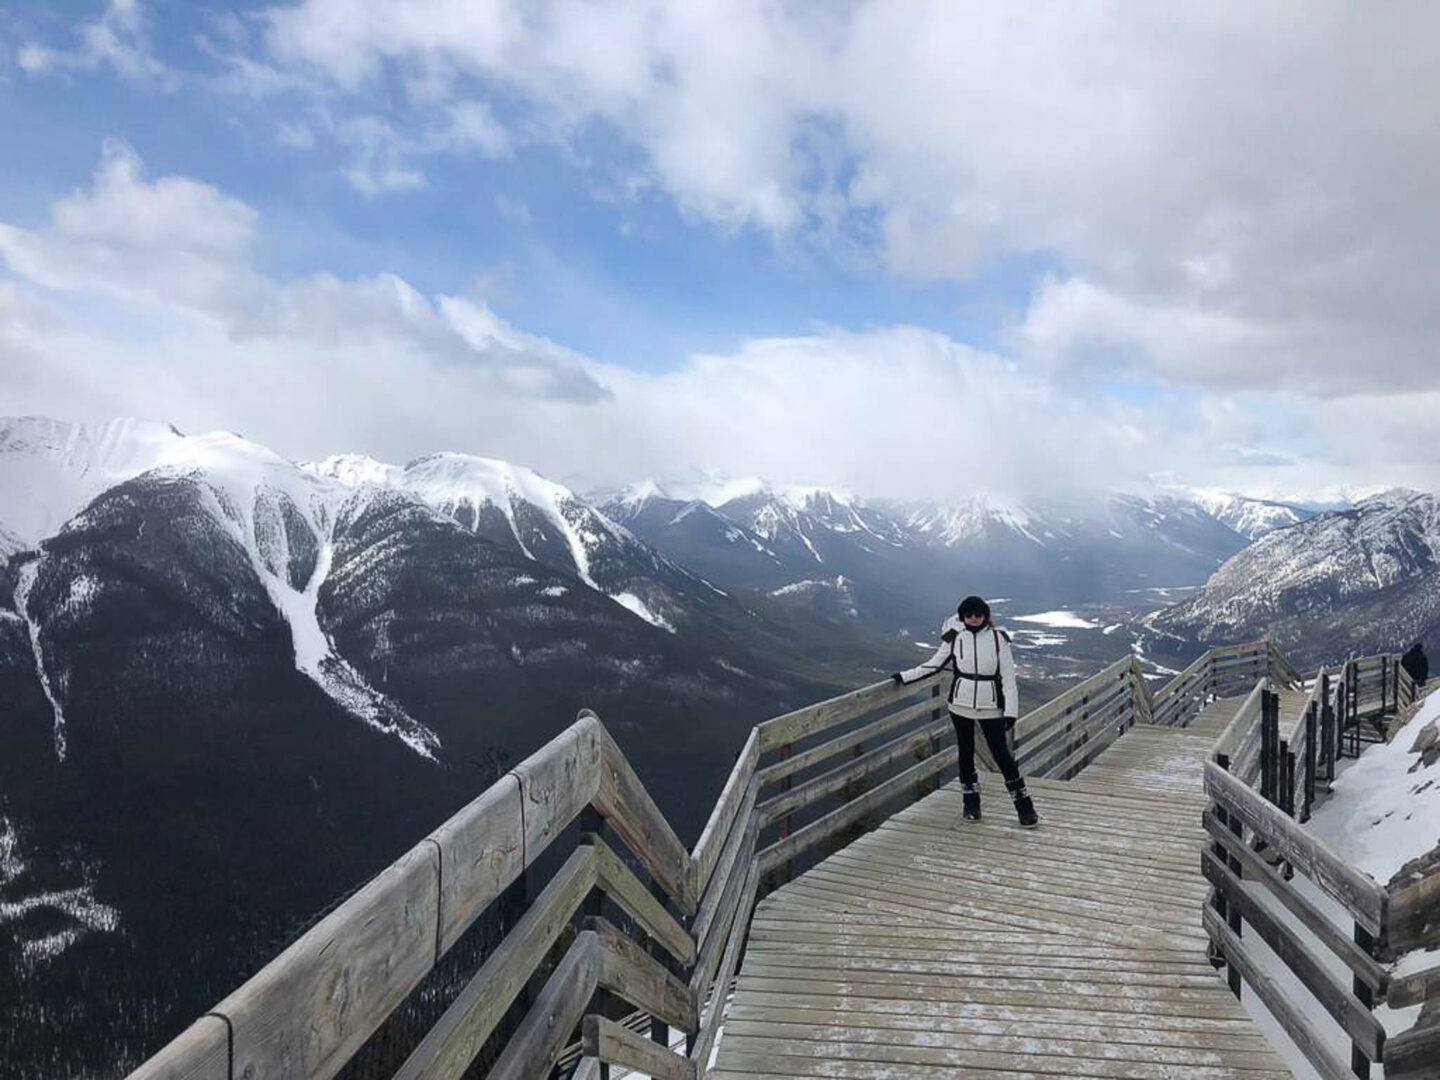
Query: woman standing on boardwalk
[[892, 595, 1039, 828]]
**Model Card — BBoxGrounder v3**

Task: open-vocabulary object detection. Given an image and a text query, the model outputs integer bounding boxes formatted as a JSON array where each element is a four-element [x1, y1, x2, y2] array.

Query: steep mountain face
[[602, 479, 939, 632], [0, 467, 445, 1075], [1152, 490, 1440, 667], [314, 453, 720, 635], [0, 420, 856, 1076], [599, 482, 786, 587]]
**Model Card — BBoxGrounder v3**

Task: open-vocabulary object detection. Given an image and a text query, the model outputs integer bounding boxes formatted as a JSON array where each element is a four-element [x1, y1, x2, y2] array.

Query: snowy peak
[[0, 419, 440, 759], [319, 450, 629, 589], [901, 493, 1039, 546], [1175, 486, 1311, 540], [306, 452, 403, 489], [610, 478, 671, 509], [0, 415, 364, 552], [0, 416, 192, 545]]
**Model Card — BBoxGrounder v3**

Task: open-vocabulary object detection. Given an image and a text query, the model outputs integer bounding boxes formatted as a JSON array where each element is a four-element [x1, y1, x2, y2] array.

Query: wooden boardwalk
[[713, 705, 1294, 1079]]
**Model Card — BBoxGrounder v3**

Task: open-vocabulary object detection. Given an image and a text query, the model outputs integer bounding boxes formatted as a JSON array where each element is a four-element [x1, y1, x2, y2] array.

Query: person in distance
[[1401, 642, 1429, 687], [892, 595, 1038, 829]]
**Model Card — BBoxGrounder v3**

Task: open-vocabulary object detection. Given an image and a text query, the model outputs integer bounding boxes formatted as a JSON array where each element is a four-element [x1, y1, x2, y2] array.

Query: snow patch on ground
[[1013, 610, 1100, 629], [1010, 629, 1068, 649], [1306, 689, 1440, 884], [0, 816, 120, 972], [541, 585, 567, 598], [612, 591, 676, 633]]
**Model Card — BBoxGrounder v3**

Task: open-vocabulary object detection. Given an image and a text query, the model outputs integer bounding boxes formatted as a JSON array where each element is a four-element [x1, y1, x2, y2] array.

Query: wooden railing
[[130, 637, 1436, 1080], [1202, 653, 1440, 1080], [131, 713, 701, 1080]]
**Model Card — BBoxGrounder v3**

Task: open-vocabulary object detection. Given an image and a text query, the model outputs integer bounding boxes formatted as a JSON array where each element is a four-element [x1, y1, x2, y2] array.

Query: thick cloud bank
[[2, 141, 1437, 502]]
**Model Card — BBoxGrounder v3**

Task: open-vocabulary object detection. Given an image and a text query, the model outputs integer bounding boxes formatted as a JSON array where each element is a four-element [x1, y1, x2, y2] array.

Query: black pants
[[952, 713, 1022, 787]]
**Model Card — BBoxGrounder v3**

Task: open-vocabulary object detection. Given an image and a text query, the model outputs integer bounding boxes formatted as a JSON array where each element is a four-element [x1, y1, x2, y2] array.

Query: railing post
[[1209, 753, 1244, 999], [1260, 689, 1278, 805], [1352, 922, 1379, 1078], [1337, 672, 1348, 761], [579, 807, 612, 1080], [1279, 737, 1293, 816], [930, 683, 944, 793], [1342, 665, 1353, 754], [780, 740, 800, 885], [1321, 672, 1336, 782], [1379, 656, 1388, 716], [646, 878, 675, 1053], [1301, 704, 1317, 822]]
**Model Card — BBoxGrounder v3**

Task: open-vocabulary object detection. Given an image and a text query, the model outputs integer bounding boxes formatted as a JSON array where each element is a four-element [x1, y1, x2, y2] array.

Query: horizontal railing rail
[[130, 631, 1434, 1080], [1203, 757, 1388, 1080], [1201, 648, 1439, 1080]]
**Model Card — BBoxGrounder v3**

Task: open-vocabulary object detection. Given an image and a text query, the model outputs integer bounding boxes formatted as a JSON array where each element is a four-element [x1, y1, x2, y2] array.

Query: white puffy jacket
[[899, 615, 1019, 720]]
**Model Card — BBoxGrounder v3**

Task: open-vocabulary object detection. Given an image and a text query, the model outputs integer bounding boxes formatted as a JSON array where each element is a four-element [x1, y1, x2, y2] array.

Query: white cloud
[[243, 0, 1440, 394], [16, 0, 173, 86], [4, 147, 1438, 504], [0, 145, 607, 416], [0, 145, 1157, 499]]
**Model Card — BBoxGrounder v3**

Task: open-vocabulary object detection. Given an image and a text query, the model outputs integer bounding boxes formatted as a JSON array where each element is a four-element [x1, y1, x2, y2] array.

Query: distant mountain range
[[0, 414, 1385, 1076], [1153, 488, 1440, 668], [599, 477, 1296, 633]]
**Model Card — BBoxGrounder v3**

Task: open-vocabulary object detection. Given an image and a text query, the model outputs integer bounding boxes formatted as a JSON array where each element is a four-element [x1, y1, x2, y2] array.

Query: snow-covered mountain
[[1153, 489, 1440, 666], [311, 452, 700, 633], [0, 418, 867, 1077], [900, 492, 1043, 546], [602, 471, 1259, 635], [1, 418, 449, 757], [718, 483, 912, 563], [1180, 487, 1313, 540], [602, 477, 941, 631], [599, 481, 788, 585]]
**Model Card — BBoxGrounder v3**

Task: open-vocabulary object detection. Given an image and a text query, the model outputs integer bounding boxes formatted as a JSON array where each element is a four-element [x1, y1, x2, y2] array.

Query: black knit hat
[[957, 595, 991, 621]]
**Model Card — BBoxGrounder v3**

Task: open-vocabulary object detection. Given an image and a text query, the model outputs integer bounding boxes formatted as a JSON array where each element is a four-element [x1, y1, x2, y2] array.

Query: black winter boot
[[961, 782, 981, 824], [1007, 778, 1039, 829]]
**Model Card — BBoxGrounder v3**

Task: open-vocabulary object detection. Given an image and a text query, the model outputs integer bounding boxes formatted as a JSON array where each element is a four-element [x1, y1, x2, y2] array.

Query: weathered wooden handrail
[[131, 714, 698, 1080], [1266, 639, 1305, 689], [131, 633, 1428, 1080], [1151, 648, 1214, 727], [1204, 761, 1386, 931], [395, 845, 596, 1080], [1199, 649, 1439, 1080], [1202, 756, 1390, 1080], [1212, 677, 1266, 765]]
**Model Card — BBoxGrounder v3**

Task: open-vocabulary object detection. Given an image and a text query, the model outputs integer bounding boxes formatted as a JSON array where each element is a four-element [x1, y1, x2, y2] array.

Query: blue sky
[[2, 1, 1438, 500], [1, 0, 1039, 368]]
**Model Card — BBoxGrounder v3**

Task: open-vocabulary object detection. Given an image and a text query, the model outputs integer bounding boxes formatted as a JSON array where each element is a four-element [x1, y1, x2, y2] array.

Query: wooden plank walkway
[[713, 713, 1293, 1079]]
